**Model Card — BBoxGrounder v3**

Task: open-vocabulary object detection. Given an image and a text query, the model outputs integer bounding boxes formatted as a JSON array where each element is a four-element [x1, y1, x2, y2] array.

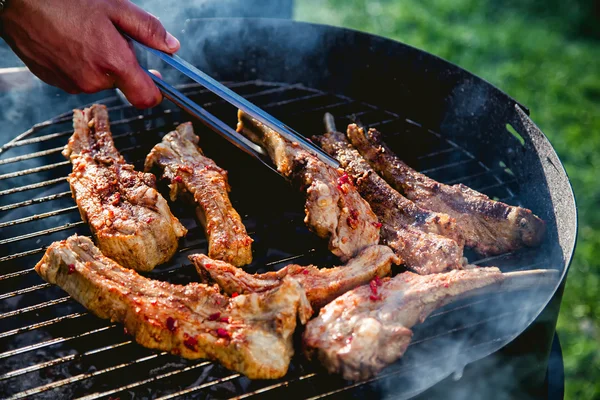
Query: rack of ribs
[[35, 235, 312, 379], [236, 110, 380, 261], [63, 105, 186, 271], [346, 126, 546, 255], [303, 266, 558, 381], [190, 245, 399, 309], [315, 126, 466, 274], [145, 122, 253, 267]]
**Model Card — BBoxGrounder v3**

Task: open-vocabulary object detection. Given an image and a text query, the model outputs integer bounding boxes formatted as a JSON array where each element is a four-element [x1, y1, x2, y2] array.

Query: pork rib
[[346, 126, 545, 255], [315, 127, 465, 274], [35, 235, 312, 380], [145, 122, 253, 266], [191, 245, 399, 309], [63, 105, 186, 271], [303, 267, 558, 381], [236, 110, 380, 261]]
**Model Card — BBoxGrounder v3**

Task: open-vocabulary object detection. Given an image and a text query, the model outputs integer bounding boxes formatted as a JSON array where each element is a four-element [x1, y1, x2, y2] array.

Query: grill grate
[[0, 81, 557, 399]]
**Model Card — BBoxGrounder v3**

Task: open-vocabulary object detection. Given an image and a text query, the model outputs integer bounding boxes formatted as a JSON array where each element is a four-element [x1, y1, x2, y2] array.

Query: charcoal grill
[[0, 19, 576, 399]]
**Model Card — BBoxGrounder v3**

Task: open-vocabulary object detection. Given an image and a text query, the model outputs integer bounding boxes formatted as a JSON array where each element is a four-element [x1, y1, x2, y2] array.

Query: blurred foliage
[[488, 0, 600, 39], [296, 0, 600, 398]]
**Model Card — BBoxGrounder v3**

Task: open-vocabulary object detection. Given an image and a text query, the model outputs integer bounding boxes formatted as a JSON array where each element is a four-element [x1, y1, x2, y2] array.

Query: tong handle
[[129, 38, 340, 169]]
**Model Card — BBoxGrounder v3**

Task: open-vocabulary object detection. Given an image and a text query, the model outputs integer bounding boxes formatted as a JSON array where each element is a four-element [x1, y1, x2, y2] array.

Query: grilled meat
[[236, 110, 380, 261], [347, 126, 546, 255], [63, 105, 186, 271], [191, 245, 399, 309], [315, 128, 465, 274], [35, 235, 312, 380], [145, 122, 253, 266], [303, 267, 558, 381]]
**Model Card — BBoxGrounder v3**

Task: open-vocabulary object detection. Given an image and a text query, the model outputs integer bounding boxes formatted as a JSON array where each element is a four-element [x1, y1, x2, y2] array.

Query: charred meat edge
[[63, 104, 186, 271], [236, 109, 380, 261], [346, 125, 545, 255], [191, 245, 399, 310], [145, 122, 253, 266], [35, 235, 312, 380], [316, 128, 466, 274]]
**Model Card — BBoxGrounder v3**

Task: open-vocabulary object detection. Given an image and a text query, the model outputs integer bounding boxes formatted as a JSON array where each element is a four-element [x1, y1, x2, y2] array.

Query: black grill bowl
[[0, 19, 576, 399]]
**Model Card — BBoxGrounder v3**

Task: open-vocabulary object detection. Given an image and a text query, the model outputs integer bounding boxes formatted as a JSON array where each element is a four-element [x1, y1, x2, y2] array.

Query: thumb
[[109, 1, 180, 54]]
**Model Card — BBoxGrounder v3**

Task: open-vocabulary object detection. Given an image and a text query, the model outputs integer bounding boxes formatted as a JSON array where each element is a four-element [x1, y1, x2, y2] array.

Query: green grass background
[[295, 1, 599, 398]]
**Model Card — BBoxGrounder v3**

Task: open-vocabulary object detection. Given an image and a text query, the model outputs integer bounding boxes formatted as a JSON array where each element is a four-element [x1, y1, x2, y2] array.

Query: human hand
[[0, 0, 179, 108]]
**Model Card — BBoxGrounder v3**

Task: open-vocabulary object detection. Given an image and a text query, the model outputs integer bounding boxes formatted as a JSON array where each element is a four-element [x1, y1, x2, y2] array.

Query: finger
[[109, 0, 180, 54], [112, 60, 162, 109]]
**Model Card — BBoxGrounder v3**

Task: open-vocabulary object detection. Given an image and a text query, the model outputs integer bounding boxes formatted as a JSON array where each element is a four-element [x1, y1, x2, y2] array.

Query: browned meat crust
[[63, 105, 186, 271], [35, 235, 312, 380], [347, 126, 545, 255], [303, 268, 513, 381], [145, 122, 253, 266], [236, 110, 380, 261], [190, 245, 399, 309], [315, 128, 465, 274]]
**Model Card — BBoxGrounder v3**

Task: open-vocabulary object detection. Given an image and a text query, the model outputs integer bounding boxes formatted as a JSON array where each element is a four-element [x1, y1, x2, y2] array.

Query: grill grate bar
[[416, 147, 455, 160], [0, 296, 71, 320], [80, 361, 213, 400], [470, 178, 518, 194], [0, 147, 64, 166], [363, 117, 399, 129], [445, 168, 507, 186], [0, 177, 66, 197], [288, 100, 354, 118], [472, 251, 517, 266], [0, 191, 72, 212], [189, 83, 305, 109], [0, 312, 86, 340], [0, 282, 50, 301], [0, 247, 45, 263], [155, 372, 242, 400], [7, 352, 168, 399], [0, 324, 116, 360], [0, 268, 34, 281], [0, 160, 70, 181], [408, 309, 527, 348], [0, 120, 63, 153], [6, 130, 74, 149], [265, 252, 310, 266], [262, 92, 325, 110], [0, 205, 78, 229], [0, 340, 133, 382], [419, 158, 473, 175], [0, 221, 85, 246], [233, 373, 318, 399]]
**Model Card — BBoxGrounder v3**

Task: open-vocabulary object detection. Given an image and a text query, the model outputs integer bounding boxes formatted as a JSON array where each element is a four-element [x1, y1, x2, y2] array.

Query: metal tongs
[[129, 39, 340, 174]]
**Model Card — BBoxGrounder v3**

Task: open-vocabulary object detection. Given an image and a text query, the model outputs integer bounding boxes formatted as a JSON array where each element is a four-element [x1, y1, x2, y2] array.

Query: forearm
[[0, 0, 179, 108]]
